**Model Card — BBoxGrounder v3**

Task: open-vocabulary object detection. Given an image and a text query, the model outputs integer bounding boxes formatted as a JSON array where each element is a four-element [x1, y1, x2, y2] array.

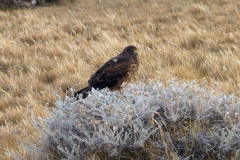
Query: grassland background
[[0, 0, 240, 159]]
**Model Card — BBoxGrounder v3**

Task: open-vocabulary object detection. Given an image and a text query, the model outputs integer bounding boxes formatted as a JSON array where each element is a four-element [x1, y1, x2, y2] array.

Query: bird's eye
[[129, 49, 134, 54], [126, 46, 137, 55]]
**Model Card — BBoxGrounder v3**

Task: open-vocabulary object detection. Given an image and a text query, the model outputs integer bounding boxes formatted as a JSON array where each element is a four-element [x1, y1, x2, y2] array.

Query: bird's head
[[123, 45, 138, 56]]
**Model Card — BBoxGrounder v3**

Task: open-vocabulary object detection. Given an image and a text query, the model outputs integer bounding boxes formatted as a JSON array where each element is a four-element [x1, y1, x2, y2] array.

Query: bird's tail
[[74, 86, 90, 100]]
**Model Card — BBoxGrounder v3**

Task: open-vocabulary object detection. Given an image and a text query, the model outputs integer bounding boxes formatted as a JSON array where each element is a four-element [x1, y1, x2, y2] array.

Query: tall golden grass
[[0, 0, 240, 159]]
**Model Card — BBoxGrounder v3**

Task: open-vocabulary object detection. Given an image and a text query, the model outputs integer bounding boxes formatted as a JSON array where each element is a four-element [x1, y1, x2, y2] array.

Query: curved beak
[[133, 50, 138, 55]]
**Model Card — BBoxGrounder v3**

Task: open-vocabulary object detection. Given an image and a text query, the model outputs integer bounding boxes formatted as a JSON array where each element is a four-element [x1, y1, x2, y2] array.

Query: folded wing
[[88, 55, 130, 90]]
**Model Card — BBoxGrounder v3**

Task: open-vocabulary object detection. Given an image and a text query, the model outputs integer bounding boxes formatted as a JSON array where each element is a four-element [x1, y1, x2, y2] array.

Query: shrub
[[0, 0, 60, 10], [0, 0, 15, 9], [17, 79, 240, 159]]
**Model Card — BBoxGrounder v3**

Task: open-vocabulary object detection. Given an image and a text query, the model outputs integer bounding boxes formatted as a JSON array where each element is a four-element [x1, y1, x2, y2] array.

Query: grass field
[[0, 0, 240, 159]]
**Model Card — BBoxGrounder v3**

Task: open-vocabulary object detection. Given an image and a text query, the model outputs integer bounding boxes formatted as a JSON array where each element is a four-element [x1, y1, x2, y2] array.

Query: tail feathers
[[74, 86, 90, 100]]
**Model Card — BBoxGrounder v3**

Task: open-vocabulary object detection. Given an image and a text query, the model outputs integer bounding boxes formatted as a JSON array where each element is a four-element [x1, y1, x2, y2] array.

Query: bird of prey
[[74, 45, 139, 99]]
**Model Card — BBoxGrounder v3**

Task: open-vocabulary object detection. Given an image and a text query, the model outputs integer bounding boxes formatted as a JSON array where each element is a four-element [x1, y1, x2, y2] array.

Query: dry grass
[[0, 0, 240, 159]]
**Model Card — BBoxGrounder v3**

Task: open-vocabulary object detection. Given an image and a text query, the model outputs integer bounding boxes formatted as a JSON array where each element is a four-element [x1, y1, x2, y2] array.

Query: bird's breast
[[126, 56, 139, 80]]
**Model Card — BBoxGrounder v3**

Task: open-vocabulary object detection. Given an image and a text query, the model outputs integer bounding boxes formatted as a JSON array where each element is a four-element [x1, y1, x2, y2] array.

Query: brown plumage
[[74, 45, 139, 99]]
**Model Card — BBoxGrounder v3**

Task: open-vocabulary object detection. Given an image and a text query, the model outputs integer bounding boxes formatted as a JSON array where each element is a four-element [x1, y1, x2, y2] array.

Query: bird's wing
[[88, 55, 130, 88]]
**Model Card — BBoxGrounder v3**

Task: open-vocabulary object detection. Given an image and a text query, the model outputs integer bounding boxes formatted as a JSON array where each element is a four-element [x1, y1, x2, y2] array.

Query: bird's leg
[[119, 81, 129, 99], [119, 88, 124, 100]]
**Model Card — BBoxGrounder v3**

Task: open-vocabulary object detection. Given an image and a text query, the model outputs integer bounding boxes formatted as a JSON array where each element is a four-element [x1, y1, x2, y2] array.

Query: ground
[[0, 0, 240, 159]]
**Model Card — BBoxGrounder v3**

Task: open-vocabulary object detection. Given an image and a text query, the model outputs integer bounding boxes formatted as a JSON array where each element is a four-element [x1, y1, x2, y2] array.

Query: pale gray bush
[[0, 0, 59, 9], [18, 79, 240, 159]]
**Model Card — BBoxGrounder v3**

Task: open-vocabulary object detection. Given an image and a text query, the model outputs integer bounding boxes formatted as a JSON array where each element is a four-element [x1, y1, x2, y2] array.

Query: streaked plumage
[[74, 45, 139, 99]]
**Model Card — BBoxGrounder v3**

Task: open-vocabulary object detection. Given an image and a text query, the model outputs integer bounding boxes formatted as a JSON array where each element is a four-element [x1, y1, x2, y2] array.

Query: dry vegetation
[[0, 0, 240, 159]]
